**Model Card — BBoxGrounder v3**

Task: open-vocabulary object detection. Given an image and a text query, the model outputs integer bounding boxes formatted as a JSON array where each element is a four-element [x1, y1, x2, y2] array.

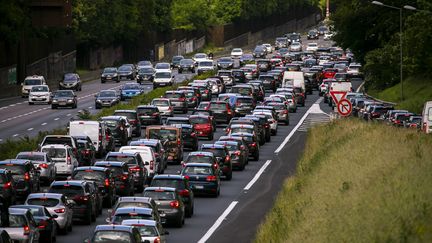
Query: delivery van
[[69, 120, 107, 157]]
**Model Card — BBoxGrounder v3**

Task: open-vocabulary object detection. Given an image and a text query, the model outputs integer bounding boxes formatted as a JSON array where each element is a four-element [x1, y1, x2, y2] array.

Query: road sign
[[337, 98, 352, 116], [329, 91, 347, 105]]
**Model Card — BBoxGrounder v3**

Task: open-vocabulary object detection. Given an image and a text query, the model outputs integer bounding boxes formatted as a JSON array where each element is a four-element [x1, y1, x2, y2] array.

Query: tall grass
[[255, 119, 432, 242]]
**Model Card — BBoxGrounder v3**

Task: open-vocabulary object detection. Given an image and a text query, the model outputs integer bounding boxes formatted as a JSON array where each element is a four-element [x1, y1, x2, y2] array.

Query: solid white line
[[54, 118, 59, 121], [244, 160, 272, 190], [41, 123, 47, 126], [198, 201, 239, 243], [27, 128, 33, 131]]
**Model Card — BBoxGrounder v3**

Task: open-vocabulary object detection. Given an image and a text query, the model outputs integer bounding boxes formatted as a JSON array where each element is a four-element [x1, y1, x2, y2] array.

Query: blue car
[[180, 163, 220, 197], [120, 83, 143, 100]]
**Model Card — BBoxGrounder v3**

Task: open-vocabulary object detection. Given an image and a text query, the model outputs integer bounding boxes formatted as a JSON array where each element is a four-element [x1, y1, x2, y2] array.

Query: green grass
[[368, 77, 432, 114], [255, 119, 432, 242]]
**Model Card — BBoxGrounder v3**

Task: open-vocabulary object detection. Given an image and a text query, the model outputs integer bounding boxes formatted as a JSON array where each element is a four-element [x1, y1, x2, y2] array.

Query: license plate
[[141, 116, 151, 118], [59, 102, 66, 105], [106, 77, 111, 80], [195, 185, 204, 189], [160, 213, 166, 217]]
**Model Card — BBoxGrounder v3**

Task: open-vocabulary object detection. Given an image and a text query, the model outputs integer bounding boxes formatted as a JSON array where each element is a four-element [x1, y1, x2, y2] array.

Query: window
[[143, 191, 176, 200], [49, 185, 84, 197], [0, 165, 25, 175], [93, 231, 132, 243], [117, 202, 150, 209], [16, 154, 45, 161], [9, 215, 27, 227], [27, 198, 59, 207], [428, 107, 432, 121]]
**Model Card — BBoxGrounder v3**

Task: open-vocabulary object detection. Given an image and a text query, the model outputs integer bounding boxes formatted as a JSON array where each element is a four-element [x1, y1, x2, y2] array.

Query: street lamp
[[371, 1, 404, 101], [403, 5, 417, 11]]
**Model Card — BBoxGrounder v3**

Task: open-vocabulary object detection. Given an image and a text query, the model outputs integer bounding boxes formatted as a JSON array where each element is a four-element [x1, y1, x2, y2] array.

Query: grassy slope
[[255, 119, 432, 242], [368, 77, 432, 114]]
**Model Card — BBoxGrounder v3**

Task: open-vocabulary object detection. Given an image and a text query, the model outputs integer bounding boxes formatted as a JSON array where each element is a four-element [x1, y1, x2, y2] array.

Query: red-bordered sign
[[329, 91, 347, 104], [337, 98, 352, 116]]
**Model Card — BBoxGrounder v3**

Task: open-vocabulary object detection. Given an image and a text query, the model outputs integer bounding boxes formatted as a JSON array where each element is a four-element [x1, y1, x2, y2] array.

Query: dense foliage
[[330, 0, 432, 91]]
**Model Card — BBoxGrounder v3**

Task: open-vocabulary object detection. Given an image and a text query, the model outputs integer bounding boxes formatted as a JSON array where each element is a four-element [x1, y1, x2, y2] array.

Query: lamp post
[[371, 1, 404, 101]]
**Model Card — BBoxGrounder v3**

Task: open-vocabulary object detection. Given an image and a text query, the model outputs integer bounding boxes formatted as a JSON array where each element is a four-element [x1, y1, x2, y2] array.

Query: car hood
[[30, 92, 50, 96]]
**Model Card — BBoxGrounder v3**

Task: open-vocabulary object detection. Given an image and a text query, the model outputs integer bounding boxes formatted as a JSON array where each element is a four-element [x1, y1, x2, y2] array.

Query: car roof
[[100, 116, 123, 120], [74, 166, 108, 172], [114, 110, 136, 113], [167, 117, 189, 120], [137, 105, 158, 109], [201, 144, 225, 149], [188, 151, 214, 157], [153, 174, 184, 180], [184, 163, 212, 167], [50, 180, 86, 187], [106, 152, 137, 157], [231, 132, 254, 137], [95, 225, 135, 233], [114, 207, 153, 215], [230, 124, 254, 129], [118, 197, 153, 203], [94, 161, 126, 167], [121, 219, 157, 227], [0, 159, 31, 165], [8, 208, 29, 215], [27, 193, 63, 199]]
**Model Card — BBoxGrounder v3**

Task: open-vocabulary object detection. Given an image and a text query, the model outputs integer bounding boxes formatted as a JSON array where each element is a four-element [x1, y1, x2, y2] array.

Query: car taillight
[[183, 175, 190, 180], [212, 163, 219, 170], [105, 179, 110, 187], [179, 97, 186, 101], [206, 175, 217, 181], [410, 124, 417, 128], [99, 134, 103, 141], [24, 172, 30, 181], [251, 142, 257, 147], [105, 134, 110, 141], [227, 109, 232, 115], [179, 189, 190, 197], [67, 156, 71, 165], [3, 182, 11, 189], [168, 107, 173, 111], [130, 166, 141, 172], [38, 220, 48, 229], [154, 237, 161, 243], [23, 225, 30, 235], [234, 151, 241, 156], [191, 132, 196, 137], [54, 208, 65, 213], [264, 124, 270, 128], [121, 174, 128, 180], [170, 200, 180, 208], [74, 195, 89, 203], [192, 97, 197, 101], [282, 110, 289, 114], [177, 139, 181, 146], [204, 90, 209, 94], [150, 161, 154, 170], [225, 155, 231, 162], [38, 163, 48, 169]]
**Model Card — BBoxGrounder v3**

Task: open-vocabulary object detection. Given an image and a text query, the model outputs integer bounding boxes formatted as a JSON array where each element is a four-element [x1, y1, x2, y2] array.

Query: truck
[[421, 101, 432, 134], [68, 121, 108, 158], [282, 71, 305, 92]]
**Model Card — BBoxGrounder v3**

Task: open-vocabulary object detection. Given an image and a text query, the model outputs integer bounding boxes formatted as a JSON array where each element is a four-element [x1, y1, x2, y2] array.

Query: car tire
[[137, 184, 144, 193], [225, 172, 232, 180], [101, 80, 106, 83], [208, 134, 213, 140], [285, 120, 290, 126], [29, 102, 33, 105], [175, 216, 184, 228], [254, 152, 260, 161], [51, 105, 57, 109]]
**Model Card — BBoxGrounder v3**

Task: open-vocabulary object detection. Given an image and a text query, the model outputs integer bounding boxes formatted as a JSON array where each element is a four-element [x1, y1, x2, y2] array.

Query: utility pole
[[326, 0, 330, 19]]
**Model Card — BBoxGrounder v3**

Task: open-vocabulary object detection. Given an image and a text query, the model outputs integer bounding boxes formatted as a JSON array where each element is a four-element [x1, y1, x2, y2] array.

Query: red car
[[189, 115, 214, 140], [323, 68, 338, 79]]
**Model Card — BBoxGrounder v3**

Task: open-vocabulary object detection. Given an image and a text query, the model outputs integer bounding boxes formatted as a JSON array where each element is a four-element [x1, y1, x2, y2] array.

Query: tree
[[171, 0, 211, 31], [0, 0, 29, 44]]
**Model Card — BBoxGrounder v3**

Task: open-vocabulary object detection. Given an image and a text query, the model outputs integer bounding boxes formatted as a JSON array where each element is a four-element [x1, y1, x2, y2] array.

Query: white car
[[22, 75, 46, 97], [262, 43, 273, 53], [324, 32, 333, 40], [119, 146, 158, 179], [40, 144, 79, 178], [153, 71, 173, 88], [122, 219, 166, 243], [151, 98, 173, 117], [306, 43, 319, 52], [154, 62, 171, 72], [231, 48, 243, 58], [347, 63, 362, 77], [28, 85, 51, 105], [193, 53, 209, 64], [197, 60, 215, 75], [289, 42, 302, 52]]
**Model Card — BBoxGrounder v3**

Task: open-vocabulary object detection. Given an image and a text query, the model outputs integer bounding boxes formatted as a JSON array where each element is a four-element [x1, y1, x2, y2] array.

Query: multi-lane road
[[0, 35, 361, 243]]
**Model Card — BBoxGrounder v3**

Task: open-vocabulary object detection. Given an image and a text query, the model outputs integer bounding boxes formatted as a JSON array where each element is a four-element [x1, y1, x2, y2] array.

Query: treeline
[[330, 0, 432, 91]]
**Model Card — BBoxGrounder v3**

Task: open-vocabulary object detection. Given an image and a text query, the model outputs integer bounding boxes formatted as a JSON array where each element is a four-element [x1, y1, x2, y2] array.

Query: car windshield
[[41, 148, 66, 160], [137, 107, 158, 115], [135, 226, 158, 237], [104, 68, 117, 73], [184, 91, 194, 98], [118, 66, 132, 71], [106, 155, 137, 165], [199, 61, 213, 67], [257, 61, 268, 65], [254, 47, 264, 52], [100, 91, 116, 97], [24, 79, 42, 85], [139, 68, 153, 74], [308, 43, 318, 47], [183, 166, 212, 175], [232, 71, 244, 76], [112, 214, 152, 224], [31, 86, 48, 92], [233, 135, 253, 142], [151, 179, 184, 189], [186, 155, 213, 163], [201, 148, 225, 157], [54, 91, 73, 97], [152, 100, 169, 106], [180, 59, 193, 65], [215, 142, 238, 151], [103, 120, 119, 128], [210, 103, 226, 110], [237, 98, 253, 105], [155, 72, 171, 78], [148, 129, 177, 141], [231, 87, 251, 95], [143, 191, 176, 200], [194, 54, 206, 59], [138, 61, 151, 66], [231, 127, 253, 134], [63, 74, 77, 82], [173, 56, 183, 61], [189, 117, 209, 124], [156, 63, 170, 69], [123, 84, 140, 90], [0, 165, 25, 175], [219, 58, 232, 62], [166, 119, 188, 125], [9, 215, 27, 227], [16, 154, 45, 161], [27, 198, 60, 207], [218, 71, 231, 76], [49, 185, 83, 197], [276, 38, 286, 42], [93, 231, 132, 243], [73, 171, 105, 181], [15, 207, 45, 217], [77, 141, 88, 149]]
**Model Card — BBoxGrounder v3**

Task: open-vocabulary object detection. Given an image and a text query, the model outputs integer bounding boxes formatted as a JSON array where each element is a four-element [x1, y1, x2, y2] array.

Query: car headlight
[[52, 99, 58, 103], [96, 99, 101, 103], [112, 99, 117, 102], [67, 99, 73, 102]]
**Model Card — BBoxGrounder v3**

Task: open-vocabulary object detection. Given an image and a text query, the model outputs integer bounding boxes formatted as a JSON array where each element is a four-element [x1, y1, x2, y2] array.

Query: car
[[118, 65, 136, 80], [232, 96, 255, 116], [28, 85, 51, 105], [93, 161, 135, 196], [110, 197, 161, 224], [171, 124, 199, 151], [165, 117, 191, 126], [306, 42, 319, 52], [231, 48, 243, 59], [181, 90, 199, 108], [164, 91, 188, 114], [51, 90, 77, 109], [171, 55, 184, 69], [241, 66, 258, 80], [105, 152, 147, 192], [119, 83, 143, 101], [393, 112, 415, 127], [192, 53, 208, 65], [262, 43, 273, 53], [100, 67, 119, 83], [214, 141, 247, 170], [253, 111, 278, 135], [40, 144, 80, 179], [146, 126, 183, 164], [275, 37, 288, 49], [95, 90, 120, 109], [39, 135, 81, 160], [0, 169, 17, 208], [200, 144, 233, 180], [59, 73, 81, 91], [21, 75, 47, 97], [231, 84, 256, 100], [107, 207, 158, 225], [119, 146, 158, 182], [136, 67, 155, 83], [143, 187, 185, 227], [150, 174, 194, 217], [191, 83, 212, 101], [177, 86, 202, 103], [208, 101, 234, 124], [154, 63, 171, 72], [234, 116, 266, 145], [286, 32, 301, 44], [217, 57, 235, 70], [240, 54, 255, 66], [121, 219, 168, 243], [178, 59, 195, 73], [197, 60, 215, 75], [230, 132, 260, 160], [99, 116, 129, 146], [307, 29, 319, 40], [25, 193, 73, 234], [189, 115, 214, 140], [318, 25, 329, 35], [347, 63, 363, 78], [267, 102, 290, 125], [153, 71, 173, 88], [183, 151, 219, 169], [113, 110, 142, 137], [16, 152, 56, 185], [75, 137, 96, 165], [180, 163, 220, 197], [84, 225, 142, 243], [289, 42, 302, 52], [253, 45, 267, 58], [71, 166, 116, 207], [256, 59, 271, 72], [217, 70, 234, 86], [10, 205, 57, 243], [196, 101, 210, 110], [150, 98, 173, 117], [231, 69, 246, 83], [258, 74, 277, 92], [249, 81, 265, 101], [0, 160, 40, 200], [404, 115, 422, 129], [136, 105, 162, 126], [129, 139, 168, 173], [2, 208, 40, 243], [137, 60, 153, 70]]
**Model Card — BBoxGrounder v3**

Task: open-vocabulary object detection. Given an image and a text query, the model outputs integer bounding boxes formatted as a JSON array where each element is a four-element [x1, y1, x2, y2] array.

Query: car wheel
[[208, 134, 214, 140], [285, 120, 290, 125], [101, 80, 106, 83], [254, 152, 260, 161], [137, 184, 144, 193], [29, 102, 33, 105], [51, 105, 57, 109], [225, 172, 232, 180], [175, 215, 184, 228]]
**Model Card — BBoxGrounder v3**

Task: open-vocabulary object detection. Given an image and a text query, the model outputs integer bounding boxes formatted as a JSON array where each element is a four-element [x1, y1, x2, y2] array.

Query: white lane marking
[[198, 201, 239, 243], [27, 128, 33, 131], [66, 113, 71, 116], [41, 123, 47, 126], [275, 98, 323, 154], [244, 160, 272, 190], [13, 134, 19, 137], [54, 118, 59, 121], [9, 104, 15, 107], [88, 106, 92, 109]]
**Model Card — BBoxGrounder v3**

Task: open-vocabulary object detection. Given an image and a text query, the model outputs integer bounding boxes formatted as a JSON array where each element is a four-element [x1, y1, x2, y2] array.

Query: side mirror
[[51, 214, 58, 219]]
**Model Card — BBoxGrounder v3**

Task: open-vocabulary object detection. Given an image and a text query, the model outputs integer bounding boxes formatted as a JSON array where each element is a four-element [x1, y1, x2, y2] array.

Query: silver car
[[25, 193, 74, 233], [15, 152, 57, 185], [3, 208, 40, 243], [151, 98, 174, 117], [122, 219, 167, 243]]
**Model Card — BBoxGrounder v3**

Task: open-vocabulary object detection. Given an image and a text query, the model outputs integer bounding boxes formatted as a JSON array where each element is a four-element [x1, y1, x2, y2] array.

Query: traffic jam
[[0, 25, 360, 243]]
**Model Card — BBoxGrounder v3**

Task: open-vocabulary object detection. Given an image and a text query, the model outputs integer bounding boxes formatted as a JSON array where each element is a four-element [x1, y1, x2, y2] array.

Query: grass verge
[[255, 118, 432, 242], [368, 77, 432, 114], [0, 71, 216, 160]]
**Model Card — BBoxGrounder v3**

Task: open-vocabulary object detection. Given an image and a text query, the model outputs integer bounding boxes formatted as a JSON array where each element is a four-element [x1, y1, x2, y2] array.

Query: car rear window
[[137, 107, 158, 115], [16, 154, 45, 161], [9, 215, 27, 227], [166, 119, 188, 125], [210, 103, 226, 110], [106, 155, 137, 165], [165, 93, 182, 98], [151, 100, 169, 106], [231, 127, 254, 134], [93, 231, 132, 243], [148, 129, 177, 141], [237, 98, 253, 105], [41, 148, 67, 160], [190, 117, 209, 124], [73, 170, 105, 181], [49, 185, 84, 197], [183, 166, 212, 175], [0, 165, 25, 175], [151, 179, 185, 189], [186, 155, 213, 164], [43, 137, 72, 147], [143, 191, 176, 200], [114, 112, 136, 120], [117, 202, 151, 209], [231, 87, 251, 95], [201, 148, 225, 157], [27, 198, 60, 207]]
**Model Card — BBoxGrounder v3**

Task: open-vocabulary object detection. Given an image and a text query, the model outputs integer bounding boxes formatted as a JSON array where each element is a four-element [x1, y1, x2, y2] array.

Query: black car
[[245, 115, 271, 142], [231, 69, 246, 83], [164, 91, 188, 114], [231, 132, 260, 161], [99, 116, 129, 146], [259, 74, 277, 92], [105, 152, 147, 192], [286, 33, 301, 44], [85, 225, 142, 243], [101, 67, 119, 83], [0, 169, 17, 207], [49, 180, 97, 224], [178, 59, 195, 73], [217, 57, 234, 70], [172, 124, 198, 151], [200, 144, 233, 180], [253, 45, 267, 58], [94, 161, 135, 196], [11, 205, 58, 242], [59, 73, 81, 91], [95, 90, 120, 109], [51, 90, 77, 109], [71, 166, 116, 207], [239, 54, 254, 66], [113, 110, 142, 137], [136, 105, 162, 126], [233, 96, 255, 116], [118, 64, 136, 80], [151, 174, 195, 218], [275, 37, 288, 49], [256, 59, 271, 72], [75, 138, 96, 166], [180, 163, 220, 197], [214, 140, 247, 170], [171, 55, 184, 69], [143, 187, 185, 227], [307, 29, 319, 39], [136, 67, 154, 83], [0, 160, 40, 200]]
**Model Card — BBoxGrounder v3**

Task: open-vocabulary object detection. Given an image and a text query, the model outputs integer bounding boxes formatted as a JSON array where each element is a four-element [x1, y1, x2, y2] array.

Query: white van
[[421, 101, 432, 134], [22, 75, 46, 97], [69, 120, 107, 157], [40, 144, 79, 178], [119, 146, 158, 179], [328, 81, 353, 107], [282, 71, 305, 92]]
